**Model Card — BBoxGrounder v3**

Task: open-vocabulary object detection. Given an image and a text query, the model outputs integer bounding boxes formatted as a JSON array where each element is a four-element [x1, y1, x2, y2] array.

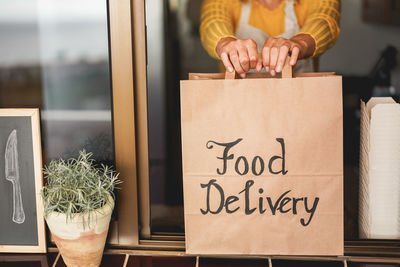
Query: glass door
[[143, 0, 220, 238]]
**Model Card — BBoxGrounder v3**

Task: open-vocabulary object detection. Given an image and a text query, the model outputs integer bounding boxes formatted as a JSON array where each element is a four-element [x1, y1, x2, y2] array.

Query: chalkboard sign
[[0, 109, 46, 253]]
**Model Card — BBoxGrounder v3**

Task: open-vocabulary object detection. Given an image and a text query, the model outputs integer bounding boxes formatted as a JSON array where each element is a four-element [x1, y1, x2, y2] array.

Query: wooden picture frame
[[0, 109, 46, 252]]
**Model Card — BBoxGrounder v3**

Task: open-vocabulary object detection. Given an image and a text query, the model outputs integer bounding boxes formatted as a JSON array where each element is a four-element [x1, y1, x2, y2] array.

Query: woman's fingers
[[290, 45, 300, 66], [238, 47, 250, 73], [247, 46, 258, 70], [219, 36, 311, 76], [268, 38, 289, 74], [220, 52, 234, 73], [217, 38, 260, 76], [262, 46, 270, 72], [275, 43, 290, 73], [262, 37, 274, 72], [269, 47, 279, 76], [262, 37, 306, 75], [229, 50, 245, 76], [256, 58, 263, 72]]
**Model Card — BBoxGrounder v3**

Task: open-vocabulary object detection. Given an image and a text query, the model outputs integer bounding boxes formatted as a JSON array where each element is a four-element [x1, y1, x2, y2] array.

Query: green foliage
[[41, 150, 121, 221]]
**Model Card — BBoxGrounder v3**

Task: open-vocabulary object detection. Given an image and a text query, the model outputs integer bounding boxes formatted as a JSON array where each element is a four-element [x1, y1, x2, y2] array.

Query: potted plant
[[41, 150, 120, 267]]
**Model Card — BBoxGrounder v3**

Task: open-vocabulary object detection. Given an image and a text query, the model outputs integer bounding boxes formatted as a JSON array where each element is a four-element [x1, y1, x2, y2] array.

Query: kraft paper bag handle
[[281, 56, 292, 78], [225, 70, 236, 80], [225, 56, 292, 79]]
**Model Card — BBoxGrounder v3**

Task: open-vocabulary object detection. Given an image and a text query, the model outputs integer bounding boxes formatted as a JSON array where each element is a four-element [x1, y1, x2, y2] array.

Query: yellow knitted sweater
[[200, 0, 341, 59]]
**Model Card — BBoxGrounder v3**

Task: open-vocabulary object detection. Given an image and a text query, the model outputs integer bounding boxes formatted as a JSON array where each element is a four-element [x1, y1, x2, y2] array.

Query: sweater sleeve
[[200, 0, 237, 59], [297, 0, 341, 57]]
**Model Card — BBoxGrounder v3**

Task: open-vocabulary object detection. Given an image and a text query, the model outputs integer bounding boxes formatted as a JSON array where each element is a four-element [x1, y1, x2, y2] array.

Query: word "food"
[[206, 138, 287, 176]]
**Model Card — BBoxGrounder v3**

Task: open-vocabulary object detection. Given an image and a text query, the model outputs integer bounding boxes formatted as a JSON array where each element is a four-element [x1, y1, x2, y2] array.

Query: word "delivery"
[[200, 179, 319, 226], [200, 138, 320, 227]]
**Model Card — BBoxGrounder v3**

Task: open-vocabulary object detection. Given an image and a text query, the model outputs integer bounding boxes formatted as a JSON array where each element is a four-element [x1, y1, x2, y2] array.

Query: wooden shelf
[[47, 245, 400, 264]]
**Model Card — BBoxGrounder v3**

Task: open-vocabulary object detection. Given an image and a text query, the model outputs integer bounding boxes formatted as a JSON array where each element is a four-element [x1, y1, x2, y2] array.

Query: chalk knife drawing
[[5, 129, 25, 224]]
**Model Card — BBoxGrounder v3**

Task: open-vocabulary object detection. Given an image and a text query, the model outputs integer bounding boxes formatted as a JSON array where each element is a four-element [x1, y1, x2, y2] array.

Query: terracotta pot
[[45, 196, 114, 267]]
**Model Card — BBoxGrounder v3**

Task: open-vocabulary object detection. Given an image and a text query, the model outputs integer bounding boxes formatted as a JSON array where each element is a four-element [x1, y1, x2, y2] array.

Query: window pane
[[145, 0, 220, 234], [0, 0, 114, 166]]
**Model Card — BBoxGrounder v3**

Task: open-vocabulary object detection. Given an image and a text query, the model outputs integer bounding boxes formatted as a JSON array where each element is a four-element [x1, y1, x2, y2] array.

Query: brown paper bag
[[180, 66, 343, 256]]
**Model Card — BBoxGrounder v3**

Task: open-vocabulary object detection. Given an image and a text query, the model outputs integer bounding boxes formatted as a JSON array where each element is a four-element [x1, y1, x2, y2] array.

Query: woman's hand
[[261, 34, 316, 75], [216, 37, 262, 78]]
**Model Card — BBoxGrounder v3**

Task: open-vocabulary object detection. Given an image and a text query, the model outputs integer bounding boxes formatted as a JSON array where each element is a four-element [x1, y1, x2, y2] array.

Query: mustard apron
[[235, 0, 314, 72]]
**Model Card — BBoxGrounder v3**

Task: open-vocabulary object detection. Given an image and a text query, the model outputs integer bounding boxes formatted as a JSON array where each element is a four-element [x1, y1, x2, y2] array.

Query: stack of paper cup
[[359, 97, 400, 239]]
